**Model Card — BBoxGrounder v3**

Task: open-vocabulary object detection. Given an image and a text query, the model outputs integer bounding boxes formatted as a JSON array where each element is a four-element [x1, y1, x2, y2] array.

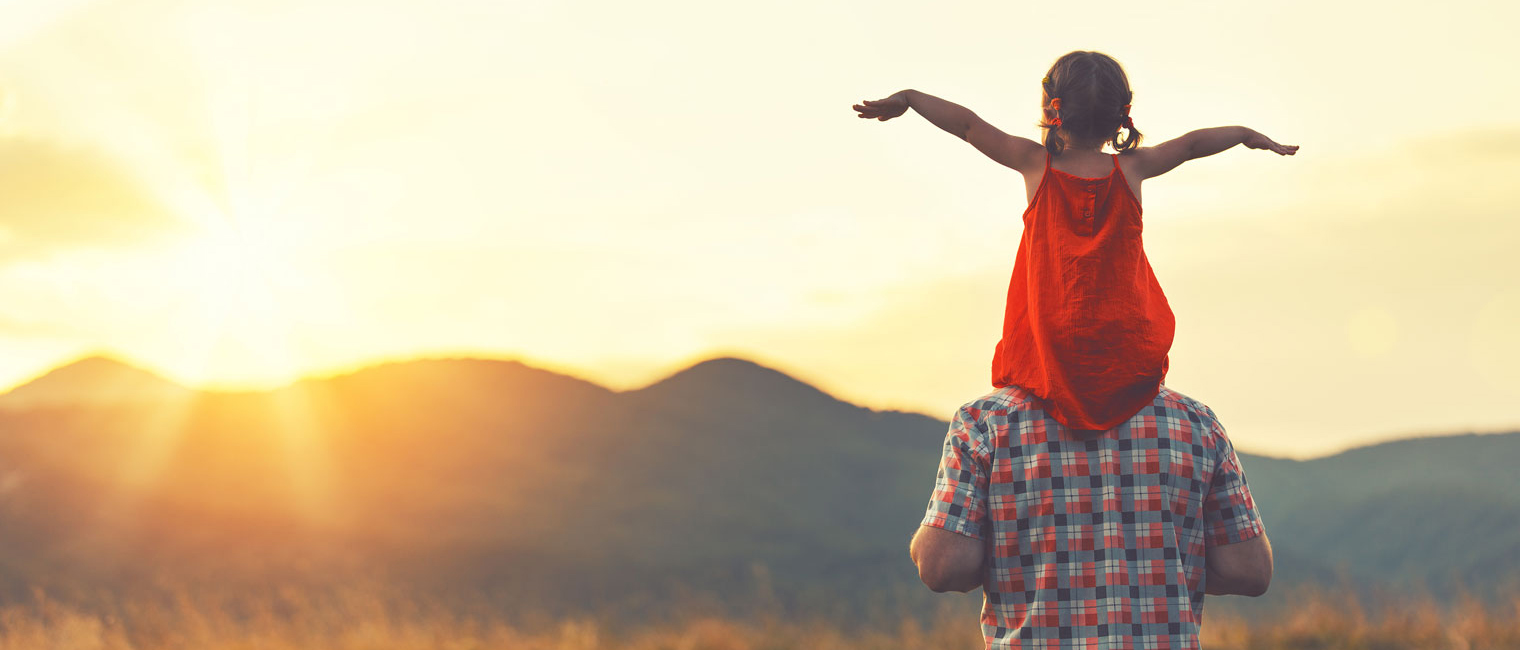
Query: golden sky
[[0, 0, 1516, 458]]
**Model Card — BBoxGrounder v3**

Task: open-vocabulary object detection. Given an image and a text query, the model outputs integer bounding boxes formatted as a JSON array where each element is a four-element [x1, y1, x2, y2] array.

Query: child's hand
[[1243, 131, 1299, 156], [853, 93, 910, 121]]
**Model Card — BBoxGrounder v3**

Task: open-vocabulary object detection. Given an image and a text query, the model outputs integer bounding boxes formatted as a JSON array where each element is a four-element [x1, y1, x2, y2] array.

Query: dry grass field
[[0, 585, 1516, 650]]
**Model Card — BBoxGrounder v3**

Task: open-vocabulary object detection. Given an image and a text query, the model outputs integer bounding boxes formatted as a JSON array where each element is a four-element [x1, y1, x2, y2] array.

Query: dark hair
[[1039, 51, 1142, 156]]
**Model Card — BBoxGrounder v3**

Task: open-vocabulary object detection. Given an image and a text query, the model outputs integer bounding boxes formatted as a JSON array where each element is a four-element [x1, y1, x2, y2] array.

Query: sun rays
[[0, 0, 1516, 462], [58, 53, 348, 525]]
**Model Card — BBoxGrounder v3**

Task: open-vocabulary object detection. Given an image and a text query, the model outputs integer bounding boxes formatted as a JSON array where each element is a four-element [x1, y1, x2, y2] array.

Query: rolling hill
[[0, 354, 1513, 617]]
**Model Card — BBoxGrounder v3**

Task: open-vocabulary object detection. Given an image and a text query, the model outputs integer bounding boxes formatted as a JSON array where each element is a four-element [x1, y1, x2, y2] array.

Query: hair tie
[[1121, 104, 1133, 130], [1047, 97, 1062, 129]]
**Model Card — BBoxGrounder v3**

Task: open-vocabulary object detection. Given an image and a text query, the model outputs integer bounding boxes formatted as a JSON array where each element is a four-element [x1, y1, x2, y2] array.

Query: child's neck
[[1059, 133, 1107, 153]]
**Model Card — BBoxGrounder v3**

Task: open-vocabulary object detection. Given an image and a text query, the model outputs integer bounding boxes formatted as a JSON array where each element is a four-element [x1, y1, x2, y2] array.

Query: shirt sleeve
[[920, 405, 991, 540], [1202, 424, 1265, 547]]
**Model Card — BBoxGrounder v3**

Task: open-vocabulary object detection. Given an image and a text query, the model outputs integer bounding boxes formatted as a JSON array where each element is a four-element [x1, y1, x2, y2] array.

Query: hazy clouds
[[0, 137, 184, 256]]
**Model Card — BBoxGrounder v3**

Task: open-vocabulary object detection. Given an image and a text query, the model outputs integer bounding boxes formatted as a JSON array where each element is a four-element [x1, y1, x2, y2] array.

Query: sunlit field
[[0, 356, 1516, 650], [2, 585, 1517, 650]]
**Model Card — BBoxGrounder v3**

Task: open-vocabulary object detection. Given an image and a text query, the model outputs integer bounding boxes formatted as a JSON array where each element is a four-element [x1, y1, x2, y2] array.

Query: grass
[[0, 584, 1517, 650]]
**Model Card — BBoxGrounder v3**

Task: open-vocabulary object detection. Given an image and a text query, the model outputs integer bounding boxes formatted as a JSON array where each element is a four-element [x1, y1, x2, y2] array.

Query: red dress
[[992, 153, 1175, 430]]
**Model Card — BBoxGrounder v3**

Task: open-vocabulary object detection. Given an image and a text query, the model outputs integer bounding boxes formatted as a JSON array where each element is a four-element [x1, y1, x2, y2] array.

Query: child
[[852, 50, 1297, 432]]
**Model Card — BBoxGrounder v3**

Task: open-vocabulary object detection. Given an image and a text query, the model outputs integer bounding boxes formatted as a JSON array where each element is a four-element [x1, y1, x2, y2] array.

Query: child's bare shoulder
[[1119, 136, 1192, 181]]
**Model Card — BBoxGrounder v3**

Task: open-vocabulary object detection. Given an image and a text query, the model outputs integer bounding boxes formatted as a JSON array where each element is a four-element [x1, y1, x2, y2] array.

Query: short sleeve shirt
[[922, 385, 1264, 649]]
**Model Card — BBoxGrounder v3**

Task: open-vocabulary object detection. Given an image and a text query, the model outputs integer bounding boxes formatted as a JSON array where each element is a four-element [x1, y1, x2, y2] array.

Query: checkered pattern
[[922, 385, 1264, 649]]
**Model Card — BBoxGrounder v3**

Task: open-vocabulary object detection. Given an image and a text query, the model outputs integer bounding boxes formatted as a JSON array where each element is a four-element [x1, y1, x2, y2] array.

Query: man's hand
[[1242, 130, 1299, 156], [853, 92, 910, 121]]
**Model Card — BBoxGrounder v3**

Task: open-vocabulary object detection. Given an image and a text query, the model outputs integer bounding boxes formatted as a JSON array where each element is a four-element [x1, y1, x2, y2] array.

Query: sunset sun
[[154, 219, 316, 388]]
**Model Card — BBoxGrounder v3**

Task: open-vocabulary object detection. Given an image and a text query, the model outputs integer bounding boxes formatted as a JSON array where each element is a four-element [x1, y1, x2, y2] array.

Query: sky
[[0, 0, 1516, 458]]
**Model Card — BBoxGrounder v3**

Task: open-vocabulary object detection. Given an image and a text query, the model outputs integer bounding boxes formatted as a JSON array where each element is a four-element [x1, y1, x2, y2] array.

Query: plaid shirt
[[922, 385, 1264, 649]]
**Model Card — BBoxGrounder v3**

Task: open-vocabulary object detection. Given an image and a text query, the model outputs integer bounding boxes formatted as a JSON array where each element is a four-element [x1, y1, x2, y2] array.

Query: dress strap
[[1111, 153, 1137, 202]]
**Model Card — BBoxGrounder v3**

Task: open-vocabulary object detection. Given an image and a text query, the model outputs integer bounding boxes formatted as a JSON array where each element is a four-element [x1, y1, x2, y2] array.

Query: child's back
[[995, 147, 1173, 430]]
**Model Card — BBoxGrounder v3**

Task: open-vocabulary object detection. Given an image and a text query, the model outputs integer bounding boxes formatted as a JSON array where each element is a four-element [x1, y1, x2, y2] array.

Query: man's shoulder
[[958, 385, 1045, 419], [1155, 386, 1219, 421], [964, 385, 1220, 422], [1154, 385, 1232, 446], [955, 385, 1231, 447]]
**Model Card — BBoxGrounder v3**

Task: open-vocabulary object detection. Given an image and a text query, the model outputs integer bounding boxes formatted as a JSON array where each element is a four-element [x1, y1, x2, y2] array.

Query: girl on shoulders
[[853, 50, 1297, 431]]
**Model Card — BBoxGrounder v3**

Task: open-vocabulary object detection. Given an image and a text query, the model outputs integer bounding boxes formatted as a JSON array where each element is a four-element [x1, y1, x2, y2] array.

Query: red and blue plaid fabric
[[922, 385, 1264, 649]]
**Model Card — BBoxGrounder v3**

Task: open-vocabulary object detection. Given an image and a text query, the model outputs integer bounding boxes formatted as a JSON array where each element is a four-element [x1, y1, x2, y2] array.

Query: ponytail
[[1041, 93, 1066, 155], [1113, 121, 1143, 153], [1040, 76, 1065, 155], [1044, 128, 1066, 156], [1112, 95, 1143, 153]]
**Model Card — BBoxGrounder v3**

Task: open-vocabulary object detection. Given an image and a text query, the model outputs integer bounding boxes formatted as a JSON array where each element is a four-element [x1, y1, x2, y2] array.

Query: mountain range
[[0, 354, 1514, 617]]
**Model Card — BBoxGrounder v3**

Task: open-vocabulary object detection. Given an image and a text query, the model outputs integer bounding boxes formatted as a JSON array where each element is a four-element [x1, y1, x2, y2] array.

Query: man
[[911, 385, 1272, 648]]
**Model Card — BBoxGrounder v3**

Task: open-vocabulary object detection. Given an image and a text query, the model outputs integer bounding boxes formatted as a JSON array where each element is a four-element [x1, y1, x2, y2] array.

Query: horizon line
[[3, 349, 1517, 463], [2, 347, 842, 400]]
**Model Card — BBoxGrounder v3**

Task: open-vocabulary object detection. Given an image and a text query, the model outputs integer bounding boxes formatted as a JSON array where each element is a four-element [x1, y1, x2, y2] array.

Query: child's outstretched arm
[[853, 90, 1044, 174], [1132, 126, 1298, 180]]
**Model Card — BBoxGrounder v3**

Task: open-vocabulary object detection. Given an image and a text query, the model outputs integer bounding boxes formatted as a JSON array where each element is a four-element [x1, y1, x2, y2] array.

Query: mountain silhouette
[[0, 354, 1513, 615], [0, 354, 189, 409], [626, 356, 845, 408]]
